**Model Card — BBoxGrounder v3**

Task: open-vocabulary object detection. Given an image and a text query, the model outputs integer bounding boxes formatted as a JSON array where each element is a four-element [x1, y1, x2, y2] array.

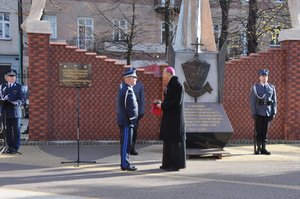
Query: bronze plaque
[[59, 63, 92, 87]]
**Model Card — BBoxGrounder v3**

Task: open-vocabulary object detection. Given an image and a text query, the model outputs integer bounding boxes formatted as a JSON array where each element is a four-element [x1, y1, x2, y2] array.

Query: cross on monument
[[191, 37, 203, 56]]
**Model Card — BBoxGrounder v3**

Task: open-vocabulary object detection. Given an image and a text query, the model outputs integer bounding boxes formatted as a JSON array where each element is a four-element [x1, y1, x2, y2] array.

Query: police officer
[[0, 69, 26, 154], [250, 69, 277, 155], [116, 67, 138, 171], [131, 79, 145, 155]]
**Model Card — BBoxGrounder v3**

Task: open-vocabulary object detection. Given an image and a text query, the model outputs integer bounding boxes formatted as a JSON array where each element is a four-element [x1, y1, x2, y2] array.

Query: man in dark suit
[[0, 69, 26, 154], [131, 79, 145, 155], [250, 69, 277, 155]]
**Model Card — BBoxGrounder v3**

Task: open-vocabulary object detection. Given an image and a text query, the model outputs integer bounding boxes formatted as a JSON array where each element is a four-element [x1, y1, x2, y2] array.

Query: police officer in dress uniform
[[131, 79, 145, 155], [116, 67, 138, 171], [250, 69, 277, 155], [0, 69, 26, 154]]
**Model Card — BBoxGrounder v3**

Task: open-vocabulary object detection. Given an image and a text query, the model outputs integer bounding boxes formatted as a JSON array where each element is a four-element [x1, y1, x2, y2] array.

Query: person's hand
[[268, 114, 275, 121], [153, 99, 162, 104], [129, 123, 135, 128], [138, 113, 144, 120], [156, 103, 161, 109]]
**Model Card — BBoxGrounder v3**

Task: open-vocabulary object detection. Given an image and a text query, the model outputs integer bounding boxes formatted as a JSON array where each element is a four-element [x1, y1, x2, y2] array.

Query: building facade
[[0, 0, 21, 84]]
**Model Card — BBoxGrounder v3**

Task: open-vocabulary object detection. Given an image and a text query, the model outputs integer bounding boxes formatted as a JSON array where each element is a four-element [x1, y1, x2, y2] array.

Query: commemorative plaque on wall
[[59, 63, 92, 87]]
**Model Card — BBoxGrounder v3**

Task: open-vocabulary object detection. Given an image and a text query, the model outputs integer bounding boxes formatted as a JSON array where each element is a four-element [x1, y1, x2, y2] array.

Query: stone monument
[[171, 0, 233, 155], [21, 0, 51, 34], [278, 0, 300, 41]]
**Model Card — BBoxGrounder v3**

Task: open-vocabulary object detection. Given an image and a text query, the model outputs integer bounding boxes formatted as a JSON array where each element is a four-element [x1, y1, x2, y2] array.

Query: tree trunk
[[218, 0, 231, 50], [247, 0, 258, 55]]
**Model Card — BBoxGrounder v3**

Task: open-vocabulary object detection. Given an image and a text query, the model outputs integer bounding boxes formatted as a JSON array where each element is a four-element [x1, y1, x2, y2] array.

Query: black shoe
[[121, 166, 137, 171], [166, 168, 179, 172], [261, 149, 271, 155], [159, 165, 167, 170], [254, 150, 261, 155], [130, 150, 138, 155], [6, 150, 17, 154]]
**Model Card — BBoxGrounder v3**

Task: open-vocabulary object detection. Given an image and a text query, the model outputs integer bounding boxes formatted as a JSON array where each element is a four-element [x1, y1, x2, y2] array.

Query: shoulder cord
[[253, 85, 265, 100]]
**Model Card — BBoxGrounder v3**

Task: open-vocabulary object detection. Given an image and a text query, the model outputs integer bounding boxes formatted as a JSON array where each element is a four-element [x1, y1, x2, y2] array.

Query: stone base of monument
[[186, 148, 230, 159], [184, 102, 234, 158]]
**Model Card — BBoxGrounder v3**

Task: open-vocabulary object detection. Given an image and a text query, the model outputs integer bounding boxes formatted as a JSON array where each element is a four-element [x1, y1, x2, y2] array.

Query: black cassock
[[159, 76, 186, 169]]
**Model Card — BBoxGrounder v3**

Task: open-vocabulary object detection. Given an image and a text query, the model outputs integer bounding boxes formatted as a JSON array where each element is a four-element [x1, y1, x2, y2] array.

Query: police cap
[[123, 67, 137, 78], [5, 69, 17, 76], [258, 69, 269, 76]]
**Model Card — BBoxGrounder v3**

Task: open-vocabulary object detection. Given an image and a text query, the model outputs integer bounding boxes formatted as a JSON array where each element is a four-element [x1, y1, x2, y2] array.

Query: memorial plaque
[[184, 102, 233, 149], [59, 63, 92, 87]]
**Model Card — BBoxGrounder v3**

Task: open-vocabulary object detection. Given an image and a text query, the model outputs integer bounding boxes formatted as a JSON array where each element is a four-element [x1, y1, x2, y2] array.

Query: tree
[[216, 0, 290, 57], [244, 0, 289, 54], [91, 0, 141, 65], [218, 0, 231, 50]]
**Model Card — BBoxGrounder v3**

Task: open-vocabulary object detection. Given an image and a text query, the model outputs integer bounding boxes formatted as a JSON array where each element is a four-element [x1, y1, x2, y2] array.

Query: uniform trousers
[[119, 125, 133, 169], [131, 119, 139, 152], [5, 118, 21, 151], [255, 115, 270, 145]]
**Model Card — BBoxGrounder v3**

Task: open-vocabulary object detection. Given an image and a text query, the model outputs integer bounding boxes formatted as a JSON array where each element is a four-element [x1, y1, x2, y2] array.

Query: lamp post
[[18, 0, 23, 84]]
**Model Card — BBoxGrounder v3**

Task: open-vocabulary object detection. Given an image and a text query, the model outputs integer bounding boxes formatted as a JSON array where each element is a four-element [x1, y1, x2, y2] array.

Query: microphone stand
[[61, 85, 96, 167]]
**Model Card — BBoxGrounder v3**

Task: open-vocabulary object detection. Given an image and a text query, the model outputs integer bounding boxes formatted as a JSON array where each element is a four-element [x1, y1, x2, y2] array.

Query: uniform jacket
[[133, 81, 145, 119], [116, 82, 138, 127], [0, 82, 26, 118], [250, 83, 277, 117], [159, 76, 185, 142]]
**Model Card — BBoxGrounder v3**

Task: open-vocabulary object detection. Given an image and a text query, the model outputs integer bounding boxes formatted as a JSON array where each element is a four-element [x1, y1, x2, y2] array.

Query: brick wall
[[28, 33, 163, 141], [27, 33, 299, 141], [224, 42, 299, 141]]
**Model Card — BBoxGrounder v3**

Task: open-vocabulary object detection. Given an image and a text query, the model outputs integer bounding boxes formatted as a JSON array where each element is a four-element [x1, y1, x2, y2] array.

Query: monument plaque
[[59, 63, 92, 87], [184, 102, 233, 149]]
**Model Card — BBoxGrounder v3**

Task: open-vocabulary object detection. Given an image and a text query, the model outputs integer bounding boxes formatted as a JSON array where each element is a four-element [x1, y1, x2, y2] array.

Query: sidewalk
[[0, 143, 299, 199]]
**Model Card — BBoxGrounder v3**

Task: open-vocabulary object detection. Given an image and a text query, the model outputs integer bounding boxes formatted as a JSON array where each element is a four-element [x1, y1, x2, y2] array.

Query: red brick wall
[[223, 44, 300, 141], [27, 33, 299, 141], [280, 41, 300, 140], [28, 33, 163, 141]]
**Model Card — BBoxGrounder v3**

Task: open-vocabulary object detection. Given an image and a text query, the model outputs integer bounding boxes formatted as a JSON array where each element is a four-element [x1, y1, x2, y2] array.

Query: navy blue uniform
[[117, 82, 138, 169], [1, 82, 26, 152], [131, 81, 145, 154], [250, 83, 277, 153]]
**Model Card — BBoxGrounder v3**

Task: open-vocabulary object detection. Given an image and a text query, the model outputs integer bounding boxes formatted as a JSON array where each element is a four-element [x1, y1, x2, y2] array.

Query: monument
[[278, 0, 300, 41], [21, 0, 51, 34], [171, 0, 233, 156]]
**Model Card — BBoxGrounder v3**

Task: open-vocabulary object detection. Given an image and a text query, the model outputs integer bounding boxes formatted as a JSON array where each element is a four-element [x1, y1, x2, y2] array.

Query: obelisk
[[278, 0, 300, 41], [172, 0, 233, 152], [173, 0, 218, 103]]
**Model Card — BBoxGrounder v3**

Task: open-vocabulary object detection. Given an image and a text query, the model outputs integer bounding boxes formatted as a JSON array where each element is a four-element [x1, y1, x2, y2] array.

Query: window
[[77, 17, 94, 50], [160, 0, 176, 6], [270, 25, 281, 47], [241, 0, 249, 5], [161, 21, 175, 43], [42, 15, 57, 39], [214, 25, 220, 45], [113, 19, 128, 41], [274, 0, 284, 3], [239, 24, 248, 55], [0, 12, 11, 40]]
